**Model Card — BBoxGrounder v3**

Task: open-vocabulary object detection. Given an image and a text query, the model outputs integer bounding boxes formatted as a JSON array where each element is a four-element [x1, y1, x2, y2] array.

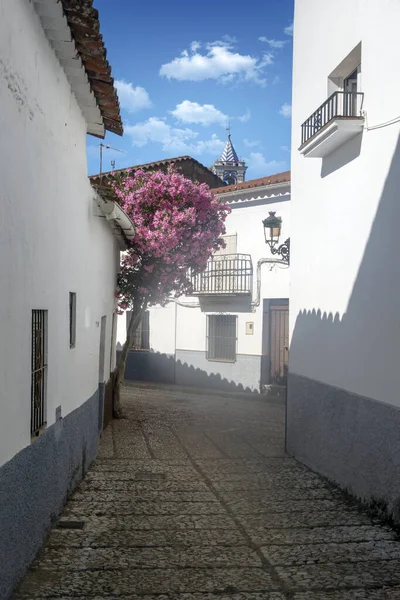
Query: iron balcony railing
[[190, 253, 253, 295], [301, 91, 364, 146]]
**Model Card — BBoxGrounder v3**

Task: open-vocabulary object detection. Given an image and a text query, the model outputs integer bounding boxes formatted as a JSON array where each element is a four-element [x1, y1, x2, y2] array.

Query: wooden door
[[269, 302, 289, 385]]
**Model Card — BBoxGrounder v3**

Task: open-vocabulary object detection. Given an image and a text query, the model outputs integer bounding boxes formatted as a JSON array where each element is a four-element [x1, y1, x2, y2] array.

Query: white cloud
[[259, 37, 287, 49], [171, 101, 251, 127], [160, 40, 271, 86], [237, 109, 251, 123], [196, 134, 226, 155], [171, 100, 228, 127], [125, 117, 196, 151], [284, 22, 294, 36], [243, 138, 261, 148], [222, 34, 237, 44], [245, 152, 287, 178], [279, 103, 292, 118], [280, 145, 291, 153], [190, 41, 201, 53], [125, 117, 225, 156], [259, 53, 274, 67], [115, 80, 152, 113]]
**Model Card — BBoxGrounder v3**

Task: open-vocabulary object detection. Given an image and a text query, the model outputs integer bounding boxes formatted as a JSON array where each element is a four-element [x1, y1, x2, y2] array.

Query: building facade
[[0, 1, 127, 597], [118, 171, 291, 393], [288, 0, 400, 522]]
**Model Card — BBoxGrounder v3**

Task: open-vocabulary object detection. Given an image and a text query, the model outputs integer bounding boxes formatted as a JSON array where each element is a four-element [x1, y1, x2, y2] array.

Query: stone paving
[[14, 382, 400, 599]]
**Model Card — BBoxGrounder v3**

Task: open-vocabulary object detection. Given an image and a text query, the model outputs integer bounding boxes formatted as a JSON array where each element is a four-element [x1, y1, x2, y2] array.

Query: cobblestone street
[[14, 382, 400, 599]]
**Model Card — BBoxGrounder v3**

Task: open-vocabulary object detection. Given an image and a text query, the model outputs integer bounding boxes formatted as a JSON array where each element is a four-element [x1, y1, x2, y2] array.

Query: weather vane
[[226, 119, 231, 137]]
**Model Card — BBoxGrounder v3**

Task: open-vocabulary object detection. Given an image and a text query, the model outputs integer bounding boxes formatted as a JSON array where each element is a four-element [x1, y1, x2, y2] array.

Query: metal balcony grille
[[301, 91, 364, 146], [190, 254, 253, 295], [31, 309, 47, 436], [207, 315, 237, 362]]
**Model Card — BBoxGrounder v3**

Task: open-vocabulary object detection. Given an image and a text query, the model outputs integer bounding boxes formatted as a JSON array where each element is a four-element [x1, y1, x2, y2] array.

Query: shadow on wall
[[117, 349, 258, 395], [321, 131, 363, 177], [288, 133, 400, 522]]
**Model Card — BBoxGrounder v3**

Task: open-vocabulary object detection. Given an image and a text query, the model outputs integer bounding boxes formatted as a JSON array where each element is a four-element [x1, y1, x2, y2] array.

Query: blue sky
[[87, 0, 294, 180]]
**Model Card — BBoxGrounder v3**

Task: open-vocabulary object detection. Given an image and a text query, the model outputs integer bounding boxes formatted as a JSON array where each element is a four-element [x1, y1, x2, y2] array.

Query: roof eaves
[[60, 0, 123, 136], [89, 155, 224, 186], [213, 171, 291, 194]]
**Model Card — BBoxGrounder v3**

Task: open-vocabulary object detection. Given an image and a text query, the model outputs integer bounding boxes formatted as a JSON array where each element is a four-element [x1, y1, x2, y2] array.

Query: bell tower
[[211, 128, 247, 184]]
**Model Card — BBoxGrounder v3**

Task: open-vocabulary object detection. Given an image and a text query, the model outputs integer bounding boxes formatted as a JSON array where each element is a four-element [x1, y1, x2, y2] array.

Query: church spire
[[211, 129, 247, 185], [220, 133, 240, 164]]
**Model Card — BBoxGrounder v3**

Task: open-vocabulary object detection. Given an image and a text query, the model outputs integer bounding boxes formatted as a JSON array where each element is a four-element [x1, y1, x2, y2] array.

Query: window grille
[[207, 315, 237, 362], [31, 310, 48, 436], [127, 311, 150, 350]]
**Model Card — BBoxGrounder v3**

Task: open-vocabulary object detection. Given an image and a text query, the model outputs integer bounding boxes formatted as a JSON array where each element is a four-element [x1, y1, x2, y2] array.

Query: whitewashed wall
[[290, 0, 400, 407], [173, 191, 291, 354], [0, 0, 119, 468]]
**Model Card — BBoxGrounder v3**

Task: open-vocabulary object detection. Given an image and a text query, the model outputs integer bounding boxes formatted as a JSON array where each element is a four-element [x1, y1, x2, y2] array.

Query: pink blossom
[[143, 264, 155, 273], [110, 167, 229, 310]]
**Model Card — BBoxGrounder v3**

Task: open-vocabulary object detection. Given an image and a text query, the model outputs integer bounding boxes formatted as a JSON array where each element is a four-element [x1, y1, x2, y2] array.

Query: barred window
[[207, 315, 237, 362], [127, 311, 150, 350], [31, 310, 48, 436]]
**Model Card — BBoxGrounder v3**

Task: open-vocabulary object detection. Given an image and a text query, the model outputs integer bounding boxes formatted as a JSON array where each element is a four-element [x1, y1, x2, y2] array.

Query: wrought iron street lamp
[[262, 211, 290, 265]]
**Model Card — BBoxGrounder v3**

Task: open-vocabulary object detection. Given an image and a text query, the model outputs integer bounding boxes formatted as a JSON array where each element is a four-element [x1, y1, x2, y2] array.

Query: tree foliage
[[110, 167, 230, 416]]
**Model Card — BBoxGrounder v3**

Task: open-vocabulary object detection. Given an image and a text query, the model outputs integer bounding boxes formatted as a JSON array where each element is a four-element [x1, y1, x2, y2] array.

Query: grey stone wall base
[[120, 350, 262, 393], [287, 372, 400, 524], [0, 390, 99, 600], [175, 350, 261, 393], [121, 350, 175, 384]]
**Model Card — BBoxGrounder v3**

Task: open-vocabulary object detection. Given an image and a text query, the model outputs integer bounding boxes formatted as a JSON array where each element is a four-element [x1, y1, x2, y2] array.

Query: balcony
[[299, 91, 364, 158], [190, 254, 253, 296]]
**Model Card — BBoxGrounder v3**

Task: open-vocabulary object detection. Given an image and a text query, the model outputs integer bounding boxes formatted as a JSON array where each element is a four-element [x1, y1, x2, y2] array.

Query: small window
[[127, 311, 150, 350], [69, 292, 76, 348], [31, 309, 48, 436], [207, 315, 237, 362]]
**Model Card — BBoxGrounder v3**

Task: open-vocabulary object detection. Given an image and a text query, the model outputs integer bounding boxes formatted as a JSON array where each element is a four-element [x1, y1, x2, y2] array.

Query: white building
[[0, 1, 132, 597], [288, 0, 400, 522], [118, 160, 291, 394]]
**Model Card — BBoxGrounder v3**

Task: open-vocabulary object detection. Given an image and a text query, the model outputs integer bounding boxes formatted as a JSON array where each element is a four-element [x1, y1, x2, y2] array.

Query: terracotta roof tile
[[213, 170, 291, 194], [90, 156, 223, 198], [61, 0, 122, 136], [90, 156, 193, 183]]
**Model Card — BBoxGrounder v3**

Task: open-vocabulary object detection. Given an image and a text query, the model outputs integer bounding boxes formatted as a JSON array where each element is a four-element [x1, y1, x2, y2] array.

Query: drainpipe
[[170, 298, 200, 308], [251, 257, 288, 309]]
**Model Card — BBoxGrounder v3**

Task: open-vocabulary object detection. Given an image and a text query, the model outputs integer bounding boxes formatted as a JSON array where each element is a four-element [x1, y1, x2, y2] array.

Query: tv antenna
[[99, 143, 124, 176]]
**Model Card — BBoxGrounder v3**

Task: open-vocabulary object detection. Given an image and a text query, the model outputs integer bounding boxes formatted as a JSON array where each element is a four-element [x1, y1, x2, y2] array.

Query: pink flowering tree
[[110, 167, 230, 417]]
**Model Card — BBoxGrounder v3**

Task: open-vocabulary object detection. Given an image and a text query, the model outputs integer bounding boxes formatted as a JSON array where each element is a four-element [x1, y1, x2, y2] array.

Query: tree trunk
[[112, 306, 145, 419]]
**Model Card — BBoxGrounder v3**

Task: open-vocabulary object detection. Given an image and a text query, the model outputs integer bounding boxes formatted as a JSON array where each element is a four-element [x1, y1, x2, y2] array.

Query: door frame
[[261, 298, 289, 387]]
